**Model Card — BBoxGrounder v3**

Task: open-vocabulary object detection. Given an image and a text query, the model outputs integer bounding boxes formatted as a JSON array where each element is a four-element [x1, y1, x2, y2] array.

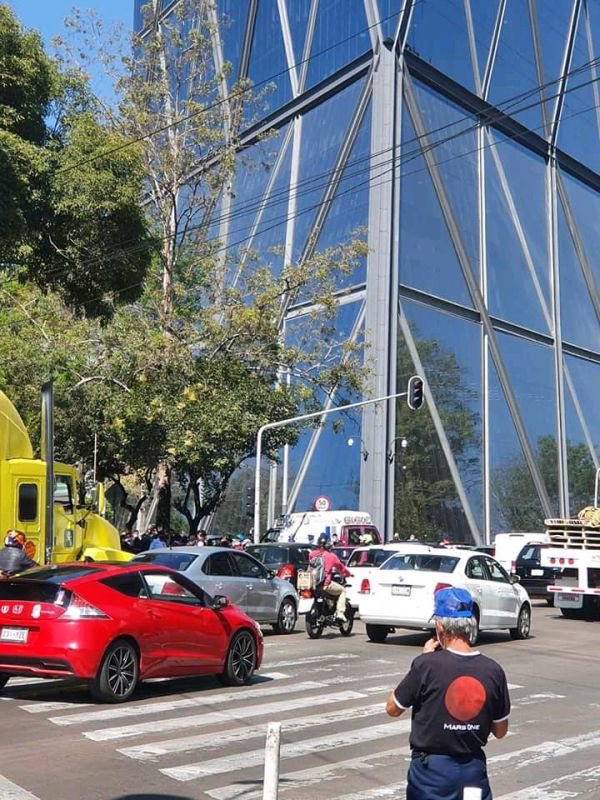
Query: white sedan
[[358, 547, 531, 644], [346, 543, 433, 610]]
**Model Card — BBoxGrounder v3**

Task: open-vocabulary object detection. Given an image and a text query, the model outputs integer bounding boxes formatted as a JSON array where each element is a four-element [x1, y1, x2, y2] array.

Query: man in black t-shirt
[[386, 587, 510, 800]]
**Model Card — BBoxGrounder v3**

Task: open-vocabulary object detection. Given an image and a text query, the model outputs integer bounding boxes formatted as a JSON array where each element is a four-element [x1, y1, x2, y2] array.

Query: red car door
[[141, 570, 229, 674]]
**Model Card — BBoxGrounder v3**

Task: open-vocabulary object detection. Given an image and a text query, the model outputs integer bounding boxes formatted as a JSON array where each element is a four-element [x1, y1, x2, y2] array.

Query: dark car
[[514, 543, 558, 603], [245, 543, 312, 588]]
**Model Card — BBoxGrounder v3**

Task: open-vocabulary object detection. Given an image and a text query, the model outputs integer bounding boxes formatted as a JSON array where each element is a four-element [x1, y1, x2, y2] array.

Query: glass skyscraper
[[135, 0, 600, 544]]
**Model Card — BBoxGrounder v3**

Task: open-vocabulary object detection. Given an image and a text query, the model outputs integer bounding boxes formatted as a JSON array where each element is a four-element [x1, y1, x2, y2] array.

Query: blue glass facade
[[135, 0, 600, 543]]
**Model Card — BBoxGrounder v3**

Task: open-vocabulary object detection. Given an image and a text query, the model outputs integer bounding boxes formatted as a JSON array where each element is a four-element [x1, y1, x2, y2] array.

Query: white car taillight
[[360, 578, 370, 594], [61, 593, 110, 620]]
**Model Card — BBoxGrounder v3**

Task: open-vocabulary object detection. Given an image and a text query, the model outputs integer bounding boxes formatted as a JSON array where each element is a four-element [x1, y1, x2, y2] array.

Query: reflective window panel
[[558, 3, 600, 173], [485, 130, 550, 332], [293, 77, 366, 258], [407, 0, 476, 93], [284, 0, 312, 65], [284, 301, 364, 514], [399, 83, 475, 306], [488, 0, 545, 133], [564, 363, 599, 515], [557, 190, 600, 352], [216, 0, 250, 82], [401, 300, 484, 535], [306, 0, 371, 88], [246, 0, 292, 121]]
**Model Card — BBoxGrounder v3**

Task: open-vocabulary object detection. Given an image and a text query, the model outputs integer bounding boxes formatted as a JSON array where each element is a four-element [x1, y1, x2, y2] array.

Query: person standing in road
[[386, 587, 510, 800]]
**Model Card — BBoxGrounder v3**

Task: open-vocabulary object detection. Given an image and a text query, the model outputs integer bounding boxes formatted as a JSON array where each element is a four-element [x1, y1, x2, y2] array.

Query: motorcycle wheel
[[305, 610, 324, 639], [339, 606, 354, 637]]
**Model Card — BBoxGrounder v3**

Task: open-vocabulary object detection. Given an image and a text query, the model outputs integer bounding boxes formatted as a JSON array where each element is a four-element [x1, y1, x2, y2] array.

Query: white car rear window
[[381, 554, 459, 573]]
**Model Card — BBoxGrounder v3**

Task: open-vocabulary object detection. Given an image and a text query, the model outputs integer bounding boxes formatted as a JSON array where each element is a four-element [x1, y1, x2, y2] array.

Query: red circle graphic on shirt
[[444, 676, 487, 722]]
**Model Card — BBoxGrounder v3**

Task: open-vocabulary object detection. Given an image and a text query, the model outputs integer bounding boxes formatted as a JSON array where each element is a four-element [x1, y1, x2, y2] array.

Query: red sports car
[[0, 563, 263, 703]]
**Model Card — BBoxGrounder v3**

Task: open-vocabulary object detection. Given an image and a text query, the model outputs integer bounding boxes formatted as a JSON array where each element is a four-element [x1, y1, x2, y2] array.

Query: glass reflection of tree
[[492, 437, 596, 531], [394, 330, 480, 542]]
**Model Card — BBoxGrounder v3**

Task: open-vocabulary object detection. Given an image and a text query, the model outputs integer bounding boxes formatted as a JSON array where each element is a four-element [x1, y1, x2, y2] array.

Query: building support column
[[360, 42, 397, 533]]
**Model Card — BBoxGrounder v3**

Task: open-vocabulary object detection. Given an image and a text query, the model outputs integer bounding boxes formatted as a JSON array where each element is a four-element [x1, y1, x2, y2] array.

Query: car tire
[[272, 597, 297, 635], [468, 608, 480, 646], [365, 624, 388, 643], [89, 638, 139, 704], [0, 673, 10, 690], [217, 630, 257, 686], [510, 604, 531, 639]]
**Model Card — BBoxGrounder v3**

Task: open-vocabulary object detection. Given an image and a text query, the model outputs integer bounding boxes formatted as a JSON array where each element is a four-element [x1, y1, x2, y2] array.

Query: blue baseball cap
[[433, 587, 473, 618]]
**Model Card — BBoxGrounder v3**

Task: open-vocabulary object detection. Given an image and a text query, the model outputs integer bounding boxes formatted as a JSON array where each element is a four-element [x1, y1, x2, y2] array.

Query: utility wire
[[11, 88, 600, 318], [27, 55, 600, 285]]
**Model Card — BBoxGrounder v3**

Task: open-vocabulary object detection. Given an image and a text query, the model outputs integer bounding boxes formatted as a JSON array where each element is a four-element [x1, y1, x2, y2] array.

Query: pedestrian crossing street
[[1, 642, 599, 800]]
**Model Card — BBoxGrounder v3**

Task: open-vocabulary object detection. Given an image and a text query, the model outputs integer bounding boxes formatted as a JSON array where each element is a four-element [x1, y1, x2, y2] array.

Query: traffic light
[[407, 375, 424, 410], [245, 486, 255, 517]]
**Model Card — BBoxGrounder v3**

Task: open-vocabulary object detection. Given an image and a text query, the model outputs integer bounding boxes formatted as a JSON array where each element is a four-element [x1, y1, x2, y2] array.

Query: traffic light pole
[[253, 389, 412, 543]]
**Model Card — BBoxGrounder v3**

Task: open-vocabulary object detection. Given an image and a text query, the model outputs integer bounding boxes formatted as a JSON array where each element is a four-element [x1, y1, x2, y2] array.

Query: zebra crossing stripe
[[86, 689, 367, 742], [206, 748, 409, 800], [161, 720, 409, 782], [0, 775, 42, 800], [118, 700, 385, 760], [495, 764, 600, 799], [266, 653, 360, 669], [21, 701, 93, 714], [488, 728, 600, 771], [49, 679, 326, 726]]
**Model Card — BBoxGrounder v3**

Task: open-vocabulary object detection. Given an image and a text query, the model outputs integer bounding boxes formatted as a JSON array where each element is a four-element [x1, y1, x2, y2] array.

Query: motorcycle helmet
[[5, 530, 26, 549], [317, 533, 332, 550]]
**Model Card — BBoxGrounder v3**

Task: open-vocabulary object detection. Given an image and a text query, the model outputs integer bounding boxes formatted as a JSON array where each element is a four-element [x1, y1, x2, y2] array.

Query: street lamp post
[[253, 390, 408, 543]]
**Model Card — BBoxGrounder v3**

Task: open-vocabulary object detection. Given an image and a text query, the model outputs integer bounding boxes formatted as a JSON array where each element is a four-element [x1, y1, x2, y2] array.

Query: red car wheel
[[90, 638, 139, 703], [217, 630, 257, 686]]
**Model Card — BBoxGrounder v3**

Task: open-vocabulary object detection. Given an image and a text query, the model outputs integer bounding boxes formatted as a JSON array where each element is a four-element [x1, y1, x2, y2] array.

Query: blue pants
[[406, 752, 492, 800]]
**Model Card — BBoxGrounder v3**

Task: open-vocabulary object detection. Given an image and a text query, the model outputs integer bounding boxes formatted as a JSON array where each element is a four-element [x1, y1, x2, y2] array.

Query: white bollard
[[262, 721, 282, 800]]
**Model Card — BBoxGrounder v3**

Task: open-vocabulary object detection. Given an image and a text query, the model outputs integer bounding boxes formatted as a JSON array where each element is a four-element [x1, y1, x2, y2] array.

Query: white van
[[276, 510, 381, 546], [494, 532, 547, 573]]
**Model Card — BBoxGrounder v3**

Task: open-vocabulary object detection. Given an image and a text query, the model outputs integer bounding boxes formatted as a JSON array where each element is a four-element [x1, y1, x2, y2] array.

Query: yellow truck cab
[[0, 389, 129, 564]]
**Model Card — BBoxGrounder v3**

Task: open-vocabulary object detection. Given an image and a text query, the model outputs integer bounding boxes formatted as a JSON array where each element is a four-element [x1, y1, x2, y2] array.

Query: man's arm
[[491, 719, 509, 739], [386, 692, 406, 718]]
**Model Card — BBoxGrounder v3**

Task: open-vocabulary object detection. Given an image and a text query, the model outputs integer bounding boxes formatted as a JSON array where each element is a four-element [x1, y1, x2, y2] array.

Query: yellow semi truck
[[0, 384, 129, 564]]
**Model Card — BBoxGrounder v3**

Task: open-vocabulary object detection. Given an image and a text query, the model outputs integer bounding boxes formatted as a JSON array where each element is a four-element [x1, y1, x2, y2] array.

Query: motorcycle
[[304, 575, 355, 638]]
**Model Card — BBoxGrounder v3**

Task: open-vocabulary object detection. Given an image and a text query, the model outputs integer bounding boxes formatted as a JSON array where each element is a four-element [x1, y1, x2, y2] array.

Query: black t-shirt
[[393, 648, 510, 756]]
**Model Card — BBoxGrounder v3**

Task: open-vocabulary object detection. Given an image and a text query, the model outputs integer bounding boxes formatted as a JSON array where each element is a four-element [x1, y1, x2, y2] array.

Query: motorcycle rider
[[310, 533, 352, 622], [0, 530, 38, 577]]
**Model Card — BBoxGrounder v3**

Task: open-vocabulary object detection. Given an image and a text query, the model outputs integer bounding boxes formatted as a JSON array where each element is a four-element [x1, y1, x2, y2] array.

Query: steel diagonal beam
[[404, 75, 554, 519], [482, 0, 506, 100], [551, 0, 582, 148], [556, 173, 600, 323], [583, 5, 600, 145], [464, 0, 482, 96], [527, 0, 551, 140], [277, 0, 300, 97], [298, 0, 320, 95]]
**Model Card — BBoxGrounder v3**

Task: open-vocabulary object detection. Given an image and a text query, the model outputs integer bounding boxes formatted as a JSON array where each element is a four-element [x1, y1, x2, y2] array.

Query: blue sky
[[6, 1, 132, 44], [7, 1, 134, 98]]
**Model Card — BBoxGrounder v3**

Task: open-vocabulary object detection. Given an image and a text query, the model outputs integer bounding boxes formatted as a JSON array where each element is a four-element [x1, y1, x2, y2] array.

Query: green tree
[[0, 4, 153, 319], [492, 435, 597, 531]]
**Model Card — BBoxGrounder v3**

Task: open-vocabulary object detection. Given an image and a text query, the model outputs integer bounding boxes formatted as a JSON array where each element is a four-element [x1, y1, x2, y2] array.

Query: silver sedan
[[133, 546, 298, 634]]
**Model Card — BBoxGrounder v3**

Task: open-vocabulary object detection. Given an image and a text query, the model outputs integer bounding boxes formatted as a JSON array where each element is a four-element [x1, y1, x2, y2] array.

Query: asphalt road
[[1, 601, 600, 800]]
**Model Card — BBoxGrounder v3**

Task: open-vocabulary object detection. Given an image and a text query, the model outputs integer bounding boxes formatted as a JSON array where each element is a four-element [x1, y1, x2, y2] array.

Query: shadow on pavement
[[112, 795, 199, 800]]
